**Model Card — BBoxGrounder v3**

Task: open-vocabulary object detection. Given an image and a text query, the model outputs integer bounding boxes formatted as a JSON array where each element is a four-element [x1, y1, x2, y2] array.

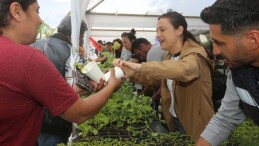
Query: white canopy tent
[[38, 0, 215, 43], [86, 13, 210, 43]]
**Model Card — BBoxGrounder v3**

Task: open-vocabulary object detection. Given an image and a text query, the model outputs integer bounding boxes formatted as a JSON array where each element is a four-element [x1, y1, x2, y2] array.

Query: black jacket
[[232, 66, 259, 125]]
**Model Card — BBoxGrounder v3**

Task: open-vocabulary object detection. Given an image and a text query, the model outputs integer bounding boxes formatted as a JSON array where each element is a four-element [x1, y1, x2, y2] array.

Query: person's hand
[[91, 79, 105, 92], [151, 89, 161, 101], [88, 58, 94, 61], [113, 58, 141, 78], [195, 137, 211, 146], [72, 83, 88, 94], [106, 68, 123, 92], [74, 71, 95, 93]]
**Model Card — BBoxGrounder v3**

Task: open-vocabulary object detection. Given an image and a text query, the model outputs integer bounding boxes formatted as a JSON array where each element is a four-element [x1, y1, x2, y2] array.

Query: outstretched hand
[[113, 58, 141, 78], [195, 137, 211, 146], [106, 68, 123, 92], [91, 79, 105, 92]]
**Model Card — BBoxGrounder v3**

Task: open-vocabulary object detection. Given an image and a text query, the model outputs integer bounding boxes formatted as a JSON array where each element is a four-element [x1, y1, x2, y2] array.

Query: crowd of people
[[0, 0, 258, 146]]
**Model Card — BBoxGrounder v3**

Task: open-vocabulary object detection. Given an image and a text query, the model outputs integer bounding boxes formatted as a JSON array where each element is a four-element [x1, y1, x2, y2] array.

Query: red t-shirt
[[0, 36, 79, 146]]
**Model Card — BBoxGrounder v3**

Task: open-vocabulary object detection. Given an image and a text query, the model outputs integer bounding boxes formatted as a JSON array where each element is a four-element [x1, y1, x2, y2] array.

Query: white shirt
[[167, 55, 179, 117]]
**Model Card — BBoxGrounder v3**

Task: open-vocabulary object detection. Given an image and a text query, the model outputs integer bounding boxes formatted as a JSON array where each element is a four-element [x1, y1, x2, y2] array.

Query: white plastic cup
[[81, 61, 104, 84], [104, 66, 124, 82]]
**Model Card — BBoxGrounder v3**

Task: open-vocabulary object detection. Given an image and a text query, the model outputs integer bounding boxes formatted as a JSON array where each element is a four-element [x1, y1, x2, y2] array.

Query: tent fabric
[[71, 0, 90, 51], [39, 0, 214, 43], [39, 0, 215, 29]]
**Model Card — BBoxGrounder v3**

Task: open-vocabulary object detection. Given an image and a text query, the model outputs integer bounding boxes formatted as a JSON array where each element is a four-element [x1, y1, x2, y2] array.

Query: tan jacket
[[131, 39, 215, 141]]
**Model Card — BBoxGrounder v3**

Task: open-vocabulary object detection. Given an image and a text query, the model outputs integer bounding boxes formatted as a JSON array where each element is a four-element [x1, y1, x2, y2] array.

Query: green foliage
[[98, 61, 113, 72], [77, 81, 158, 138], [68, 81, 195, 146], [102, 52, 115, 63], [74, 61, 88, 71], [139, 132, 194, 146], [59, 138, 139, 146], [220, 119, 259, 146], [74, 60, 112, 73], [61, 78, 258, 146], [59, 132, 194, 146], [37, 21, 56, 39]]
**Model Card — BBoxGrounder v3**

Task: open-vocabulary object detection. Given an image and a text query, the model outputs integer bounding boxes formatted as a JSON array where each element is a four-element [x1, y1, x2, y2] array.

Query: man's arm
[[95, 55, 108, 64], [195, 137, 211, 146], [196, 72, 246, 146]]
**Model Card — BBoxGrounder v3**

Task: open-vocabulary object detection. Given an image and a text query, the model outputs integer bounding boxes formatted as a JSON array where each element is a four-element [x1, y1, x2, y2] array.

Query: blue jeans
[[37, 132, 69, 146], [174, 117, 186, 134]]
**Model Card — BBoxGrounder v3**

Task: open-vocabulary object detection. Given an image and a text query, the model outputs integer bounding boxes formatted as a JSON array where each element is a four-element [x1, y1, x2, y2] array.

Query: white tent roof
[[88, 0, 214, 16], [38, 0, 214, 42]]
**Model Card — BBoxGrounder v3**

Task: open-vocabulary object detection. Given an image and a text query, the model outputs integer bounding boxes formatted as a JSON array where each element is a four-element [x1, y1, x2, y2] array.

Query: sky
[[38, 0, 71, 28], [38, 0, 215, 28]]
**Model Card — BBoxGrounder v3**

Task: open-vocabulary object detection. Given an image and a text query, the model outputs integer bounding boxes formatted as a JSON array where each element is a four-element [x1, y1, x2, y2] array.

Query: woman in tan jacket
[[113, 10, 215, 141]]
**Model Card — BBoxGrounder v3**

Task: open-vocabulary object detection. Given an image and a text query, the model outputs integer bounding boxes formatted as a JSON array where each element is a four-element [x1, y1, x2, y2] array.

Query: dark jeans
[[174, 117, 185, 134], [37, 132, 69, 146]]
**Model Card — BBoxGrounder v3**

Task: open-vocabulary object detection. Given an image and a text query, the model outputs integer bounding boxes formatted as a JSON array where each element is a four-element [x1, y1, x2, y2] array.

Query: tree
[[37, 21, 56, 39]]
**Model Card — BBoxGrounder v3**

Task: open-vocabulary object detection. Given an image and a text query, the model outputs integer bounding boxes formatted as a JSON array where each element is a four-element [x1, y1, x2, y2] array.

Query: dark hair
[[121, 32, 127, 37], [97, 40, 103, 45], [131, 38, 150, 53], [121, 28, 137, 42], [200, 0, 259, 35], [158, 10, 198, 44], [0, 0, 36, 30], [57, 15, 87, 36], [105, 41, 112, 46]]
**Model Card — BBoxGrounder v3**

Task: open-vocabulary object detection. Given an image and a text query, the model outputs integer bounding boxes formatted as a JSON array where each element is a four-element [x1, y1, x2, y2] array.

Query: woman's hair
[[131, 37, 150, 53], [0, 0, 36, 30], [158, 10, 198, 44], [57, 15, 87, 36], [159, 10, 214, 59], [200, 0, 259, 35], [121, 28, 137, 42], [105, 41, 112, 46]]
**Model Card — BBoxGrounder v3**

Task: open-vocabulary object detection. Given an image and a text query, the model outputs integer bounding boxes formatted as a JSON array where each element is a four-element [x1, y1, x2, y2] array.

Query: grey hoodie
[[201, 72, 247, 146]]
